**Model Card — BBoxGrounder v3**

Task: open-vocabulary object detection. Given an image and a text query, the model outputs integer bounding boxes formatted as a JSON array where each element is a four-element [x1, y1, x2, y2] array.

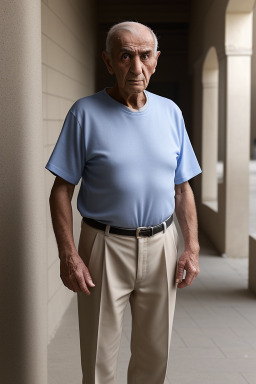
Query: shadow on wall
[[147, 82, 179, 104]]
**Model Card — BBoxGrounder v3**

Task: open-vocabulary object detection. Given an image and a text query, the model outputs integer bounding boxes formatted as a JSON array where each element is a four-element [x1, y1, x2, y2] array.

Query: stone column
[[224, 9, 254, 258], [224, 53, 251, 258], [0, 1, 47, 383]]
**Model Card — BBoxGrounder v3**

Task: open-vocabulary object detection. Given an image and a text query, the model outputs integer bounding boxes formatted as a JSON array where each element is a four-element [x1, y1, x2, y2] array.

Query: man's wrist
[[184, 242, 200, 254], [58, 243, 78, 260]]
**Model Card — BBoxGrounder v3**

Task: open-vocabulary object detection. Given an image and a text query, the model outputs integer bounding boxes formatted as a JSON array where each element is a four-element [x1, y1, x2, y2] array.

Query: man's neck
[[106, 86, 146, 110]]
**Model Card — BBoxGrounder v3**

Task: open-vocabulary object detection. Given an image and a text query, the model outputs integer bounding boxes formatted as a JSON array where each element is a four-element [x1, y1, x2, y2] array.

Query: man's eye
[[121, 53, 131, 60], [141, 54, 149, 60]]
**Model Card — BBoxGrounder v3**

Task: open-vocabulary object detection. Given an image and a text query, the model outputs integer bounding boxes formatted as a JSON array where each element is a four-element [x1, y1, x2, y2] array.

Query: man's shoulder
[[70, 90, 106, 113], [146, 91, 182, 116]]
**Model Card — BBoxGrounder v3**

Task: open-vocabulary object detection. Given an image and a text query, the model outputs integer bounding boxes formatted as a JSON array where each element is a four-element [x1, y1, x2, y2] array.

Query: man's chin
[[126, 84, 146, 93]]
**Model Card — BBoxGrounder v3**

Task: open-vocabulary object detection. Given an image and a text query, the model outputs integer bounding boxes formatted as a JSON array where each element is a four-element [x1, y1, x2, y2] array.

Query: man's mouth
[[128, 80, 143, 83]]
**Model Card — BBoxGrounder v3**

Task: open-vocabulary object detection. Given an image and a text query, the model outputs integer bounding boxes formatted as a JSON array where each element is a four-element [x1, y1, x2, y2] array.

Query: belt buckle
[[136, 226, 153, 239]]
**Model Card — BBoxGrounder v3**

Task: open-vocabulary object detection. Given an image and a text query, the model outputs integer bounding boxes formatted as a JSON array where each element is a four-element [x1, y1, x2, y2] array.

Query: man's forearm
[[174, 183, 200, 253], [49, 180, 76, 259], [49, 177, 95, 294]]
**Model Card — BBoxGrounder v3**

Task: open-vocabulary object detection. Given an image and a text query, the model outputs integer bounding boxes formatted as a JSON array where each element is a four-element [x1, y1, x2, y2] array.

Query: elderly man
[[46, 21, 201, 384]]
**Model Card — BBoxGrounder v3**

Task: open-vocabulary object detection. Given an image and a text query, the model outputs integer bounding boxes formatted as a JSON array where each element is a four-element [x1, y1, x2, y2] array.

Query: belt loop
[[136, 228, 141, 239], [105, 225, 110, 236], [163, 221, 167, 233]]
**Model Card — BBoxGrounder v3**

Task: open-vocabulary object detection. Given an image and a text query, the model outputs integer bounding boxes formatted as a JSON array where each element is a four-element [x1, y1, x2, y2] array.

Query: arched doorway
[[202, 47, 219, 211]]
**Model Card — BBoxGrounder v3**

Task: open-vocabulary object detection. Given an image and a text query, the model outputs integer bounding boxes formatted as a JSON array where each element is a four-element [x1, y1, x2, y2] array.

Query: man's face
[[103, 28, 160, 96]]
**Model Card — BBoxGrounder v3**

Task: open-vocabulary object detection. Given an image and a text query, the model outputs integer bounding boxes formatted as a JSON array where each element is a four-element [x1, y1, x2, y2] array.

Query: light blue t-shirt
[[45, 89, 202, 228]]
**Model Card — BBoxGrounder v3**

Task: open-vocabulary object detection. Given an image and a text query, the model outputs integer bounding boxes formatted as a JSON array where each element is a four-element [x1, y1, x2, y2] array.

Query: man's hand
[[174, 181, 200, 288], [175, 247, 200, 288], [60, 251, 95, 295]]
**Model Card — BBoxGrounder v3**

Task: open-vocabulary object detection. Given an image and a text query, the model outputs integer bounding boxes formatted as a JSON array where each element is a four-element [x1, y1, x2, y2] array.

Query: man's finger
[[76, 273, 91, 295], [177, 279, 188, 288], [184, 265, 197, 286], [61, 274, 74, 291], [183, 273, 195, 287], [176, 260, 185, 284], [177, 263, 198, 288], [83, 267, 95, 287], [70, 276, 82, 292]]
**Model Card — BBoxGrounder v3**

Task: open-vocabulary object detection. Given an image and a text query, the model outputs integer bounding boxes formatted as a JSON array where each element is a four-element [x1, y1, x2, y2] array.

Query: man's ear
[[152, 51, 161, 74], [155, 50, 161, 63], [102, 51, 114, 75]]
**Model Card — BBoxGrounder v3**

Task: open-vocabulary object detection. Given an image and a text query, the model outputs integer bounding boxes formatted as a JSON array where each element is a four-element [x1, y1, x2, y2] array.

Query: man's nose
[[130, 56, 142, 75]]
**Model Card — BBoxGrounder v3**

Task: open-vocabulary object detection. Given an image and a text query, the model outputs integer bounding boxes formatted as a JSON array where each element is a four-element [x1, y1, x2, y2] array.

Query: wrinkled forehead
[[111, 28, 155, 53]]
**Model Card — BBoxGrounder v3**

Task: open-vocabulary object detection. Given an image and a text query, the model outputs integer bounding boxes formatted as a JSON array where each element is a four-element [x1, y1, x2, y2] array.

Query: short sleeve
[[174, 116, 202, 185], [45, 109, 85, 185]]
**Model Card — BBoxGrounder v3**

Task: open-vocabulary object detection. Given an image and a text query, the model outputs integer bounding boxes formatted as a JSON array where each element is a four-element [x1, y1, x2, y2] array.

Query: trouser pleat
[[94, 237, 133, 384], [127, 224, 178, 384]]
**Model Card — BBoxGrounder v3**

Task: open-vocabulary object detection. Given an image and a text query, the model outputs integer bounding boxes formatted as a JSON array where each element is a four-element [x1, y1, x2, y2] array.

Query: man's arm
[[49, 176, 95, 294], [174, 180, 200, 288]]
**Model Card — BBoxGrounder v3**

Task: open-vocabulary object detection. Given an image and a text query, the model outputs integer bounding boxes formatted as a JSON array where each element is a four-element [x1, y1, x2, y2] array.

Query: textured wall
[[41, 0, 96, 341], [0, 1, 47, 382]]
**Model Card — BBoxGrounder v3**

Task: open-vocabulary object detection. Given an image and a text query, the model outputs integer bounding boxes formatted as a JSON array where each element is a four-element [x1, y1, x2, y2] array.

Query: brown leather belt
[[82, 214, 173, 238]]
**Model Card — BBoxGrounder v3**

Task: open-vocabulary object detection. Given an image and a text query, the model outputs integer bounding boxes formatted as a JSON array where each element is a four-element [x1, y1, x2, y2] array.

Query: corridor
[[48, 229, 256, 384], [2, 1, 256, 383]]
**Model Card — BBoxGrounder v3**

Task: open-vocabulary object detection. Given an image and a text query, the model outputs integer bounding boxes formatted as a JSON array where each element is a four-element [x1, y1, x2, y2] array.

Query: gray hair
[[105, 21, 158, 56]]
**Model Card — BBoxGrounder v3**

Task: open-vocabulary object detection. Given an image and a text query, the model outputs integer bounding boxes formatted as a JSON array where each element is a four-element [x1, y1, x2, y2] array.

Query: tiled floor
[[48, 229, 256, 384]]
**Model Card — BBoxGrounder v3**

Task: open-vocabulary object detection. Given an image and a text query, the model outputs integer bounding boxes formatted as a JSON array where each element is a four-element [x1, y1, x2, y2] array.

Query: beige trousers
[[77, 219, 179, 384]]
